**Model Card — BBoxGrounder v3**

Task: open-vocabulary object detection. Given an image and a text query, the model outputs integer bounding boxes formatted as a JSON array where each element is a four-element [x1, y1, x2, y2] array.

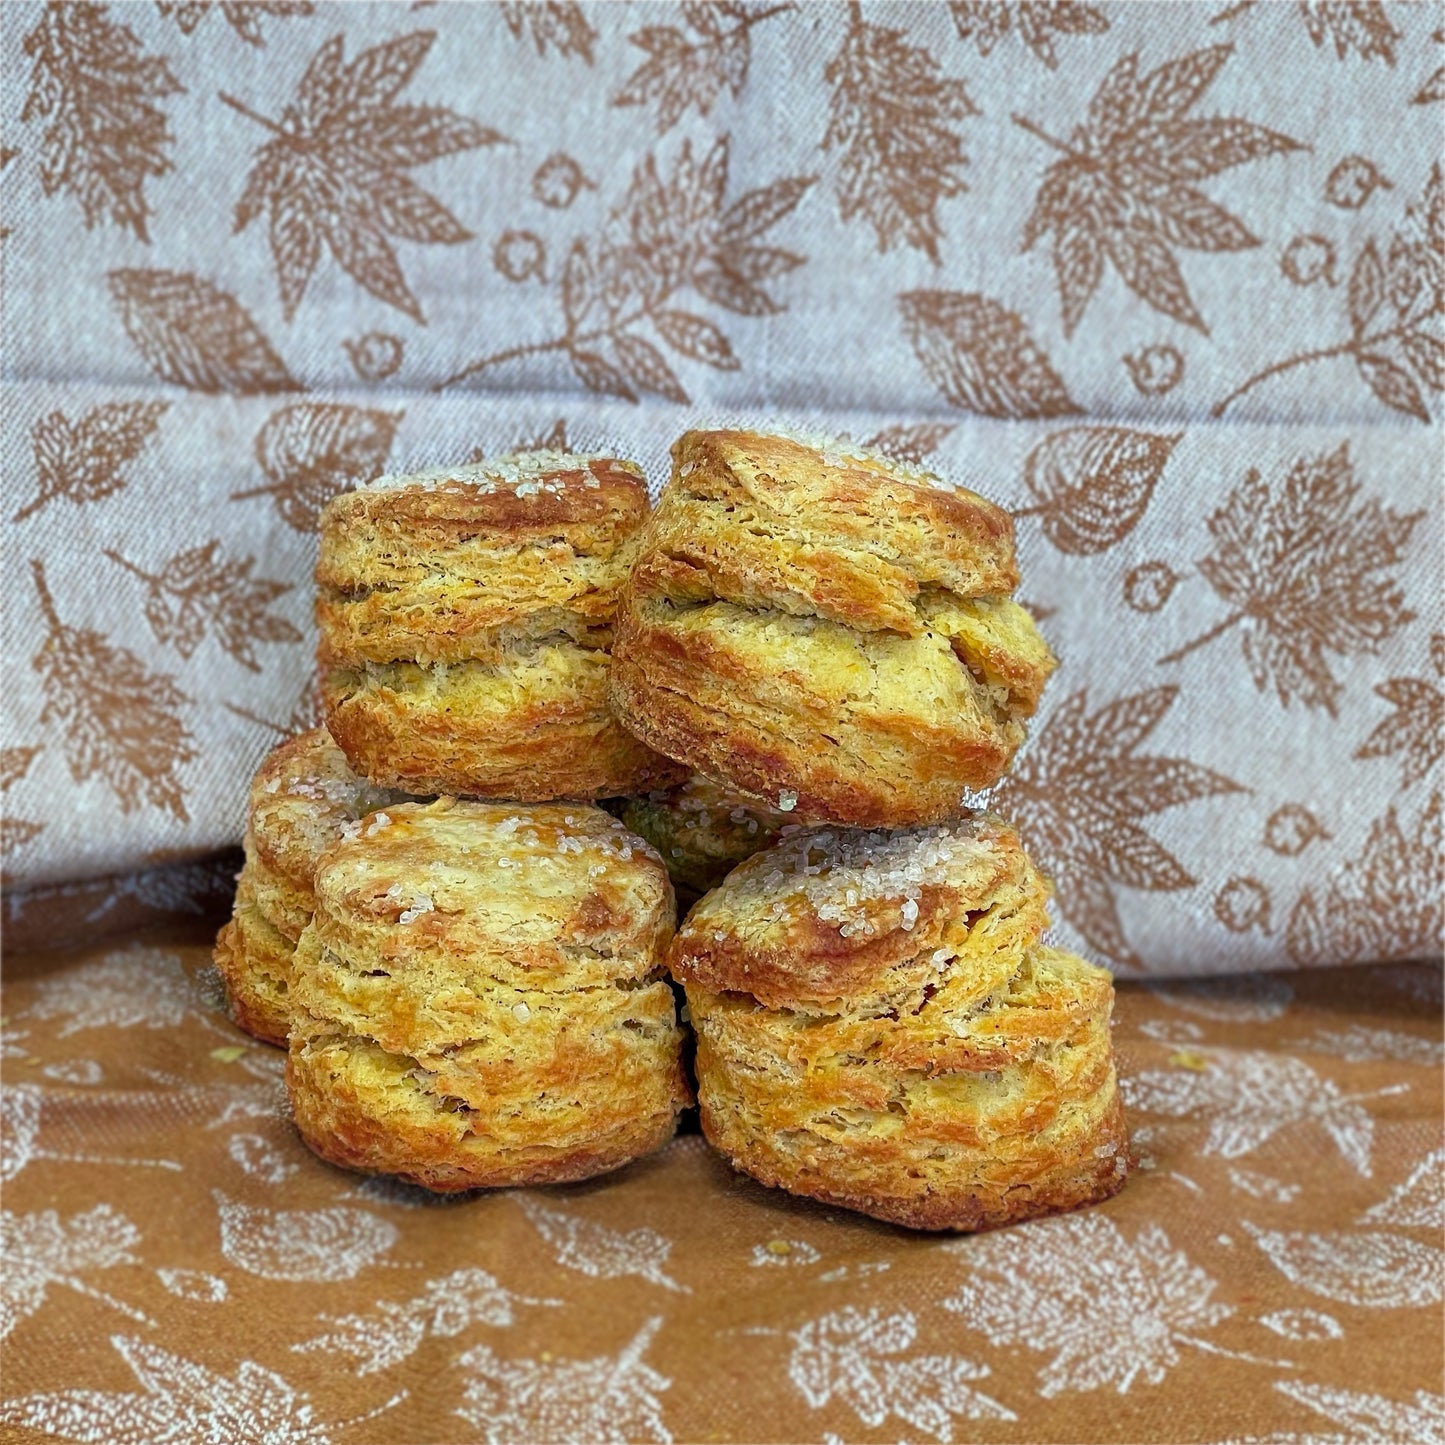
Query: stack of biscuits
[[215, 432, 1129, 1228]]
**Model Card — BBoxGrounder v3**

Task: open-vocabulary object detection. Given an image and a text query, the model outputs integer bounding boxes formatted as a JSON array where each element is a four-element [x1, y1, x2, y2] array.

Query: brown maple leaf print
[[1214, 163, 1443, 421], [30, 561, 195, 823], [1415, 29, 1444, 103], [0, 747, 45, 859], [1355, 634, 1444, 788], [225, 30, 509, 324], [105, 541, 302, 673], [614, 2, 792, 135], [108, 270, 303, 395], [949, 1, 1108, 70], [1016, 44, 1303, 335], [1161, 444, 1423, 715], [860, 422, 956, 465], [994, 684, 1247, 970], [237, 402, 404, 531], [1018, 427, 1181, 555], [13, 401, 168, 523], [899, 291, 1079, 419], [156, 1, 314, 47], [21, 1, 184, 243], [499, 1, 597, 63], [437, 135, 815, 402], [1287, 791, 1441, 966], [1299, 0, 1402, 64], [823, 2, 976, 263]]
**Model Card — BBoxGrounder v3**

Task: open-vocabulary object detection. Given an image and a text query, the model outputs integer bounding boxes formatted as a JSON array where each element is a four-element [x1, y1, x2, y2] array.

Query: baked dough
[[669, 817, 1129, 1230], [287, 798, 690, 1191], [213, 727, 402, 1045], [617, 774, 791, 909], [318, 452, 686, 799], [609, 430, 1056, 826]]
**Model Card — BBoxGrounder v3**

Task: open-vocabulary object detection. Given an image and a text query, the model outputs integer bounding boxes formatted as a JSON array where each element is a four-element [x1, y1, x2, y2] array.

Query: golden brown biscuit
[[287, 798, 691, 1191], [609, 430, 1057, 827], [318, 452, 686, 799], [213, 727, 404, 1046], [617, 775, 791, 907], [670, 818, 1128, 1231]]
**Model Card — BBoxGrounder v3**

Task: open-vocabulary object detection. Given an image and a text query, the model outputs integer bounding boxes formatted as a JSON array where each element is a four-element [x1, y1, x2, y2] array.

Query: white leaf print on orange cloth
[[515, 1195, 687, 1292], [1362, 1147, 1445, 1229], [940, 1214, 1252, 1397], [214, 1192, 401, 1282], [787, 1306, 1014, 1439], [1244, 1223, 1445, 1309]]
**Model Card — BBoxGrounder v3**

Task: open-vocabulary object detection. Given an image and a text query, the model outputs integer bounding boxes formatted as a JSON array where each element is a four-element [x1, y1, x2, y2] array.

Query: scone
[[670, 817, 1129, 1231], [213, 727, 402, 1046], [617, 774, 791, 910], [287, 798, 691, 1191], [317, 451, 687, 799], [609, 429, 1057, 827]]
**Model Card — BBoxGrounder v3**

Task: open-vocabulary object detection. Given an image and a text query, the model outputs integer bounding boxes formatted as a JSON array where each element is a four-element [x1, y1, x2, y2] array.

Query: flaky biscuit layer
[[317, 453, 682, 799], [287, 799, 690, 1191], [609, 430, 1057, 826], [213, 867, 295, 1047]]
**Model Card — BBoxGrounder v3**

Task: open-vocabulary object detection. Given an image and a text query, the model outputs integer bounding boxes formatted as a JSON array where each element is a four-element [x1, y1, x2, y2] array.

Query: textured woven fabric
[[2, 0, 1441, 978], [0, 926, 1441, 1443]]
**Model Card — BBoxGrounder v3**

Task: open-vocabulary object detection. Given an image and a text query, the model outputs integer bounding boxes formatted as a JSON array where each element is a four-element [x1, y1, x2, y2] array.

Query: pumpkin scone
[[669, 817, 1129, 1231], [609, 429, 1057, 827], [287, 798, 691, 1191], [317, 451, 685, 799], [617, 774, 792, 911], [213, 727, 403, 1046]]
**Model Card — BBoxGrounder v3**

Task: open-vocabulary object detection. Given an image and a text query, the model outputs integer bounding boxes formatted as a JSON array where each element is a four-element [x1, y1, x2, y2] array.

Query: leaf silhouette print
[[108, 270, 302, 394], [215, 1193, 400, 1281], [31, 562, 195, 822], [899, 291, 1079, 419], [437, 135, 814, 401], [993, 684, 1245, 969], [156, 1, 314, 47], [1215, 162, 1443, 420], [1245, 1223, 1444, 1308], [788, 1306, 1013, 1439], [225, 30, 508, 324], [948, 1, 1109, 70], [940, 1214, 1257, 1397], [1363, 1147, 1445, 1228], [294, 1268, 560, 1376], [22, 944, 207, 1035], [613, 2, 793, 136], [458, 1317, 671, 1445], [1299, 1, 1402, 64], [1271, 1381, 1445, 1444], [499, 1, 598, 63], [0, 1334, 401, 1444], [21, 1, 184, 242], [823, 2, 976, 263], [1354, 634, 1443, 787], [515, 1195, 687, 1291], [239, 401, 403, 531], [861, 421, 955, 465], [1286, 791, 1442, 967], [104, 541, 302, 672], [1122, 1047, 1398, 1176], [1, 1205, 151, 1342], [1160, 445, 1423, 714], [1416, 28, 1445, 104], [14, 401, 168, 523], [1016, 44, 1303, 335], [1018, 427, 1181, 555]]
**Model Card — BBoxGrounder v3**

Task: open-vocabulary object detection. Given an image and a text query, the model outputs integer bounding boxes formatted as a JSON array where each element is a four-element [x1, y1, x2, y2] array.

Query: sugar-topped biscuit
[[213, 727, 403, 1046], [670, 817, 1128, 1231], [287, 798, 691, 1191], [318, 451, 686, 800], [609, 429, 1057, 827]]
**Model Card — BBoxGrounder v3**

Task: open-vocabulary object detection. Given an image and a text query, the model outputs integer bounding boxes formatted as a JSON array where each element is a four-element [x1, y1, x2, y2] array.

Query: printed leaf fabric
[[0, 936, 1440, 1443], [1, 0, 1440, 977]]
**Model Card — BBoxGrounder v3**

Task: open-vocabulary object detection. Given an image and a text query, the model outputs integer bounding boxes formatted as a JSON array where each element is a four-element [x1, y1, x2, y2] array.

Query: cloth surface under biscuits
[[671, 816, 1127, 1230], [287, 797, 690, 1191], [318, 452, 686, 800], [610, 430, 1057, 826]]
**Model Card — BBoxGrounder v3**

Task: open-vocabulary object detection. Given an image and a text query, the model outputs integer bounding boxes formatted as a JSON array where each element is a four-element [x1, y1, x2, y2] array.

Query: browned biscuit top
[[669, 814, 1049, 1011]]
